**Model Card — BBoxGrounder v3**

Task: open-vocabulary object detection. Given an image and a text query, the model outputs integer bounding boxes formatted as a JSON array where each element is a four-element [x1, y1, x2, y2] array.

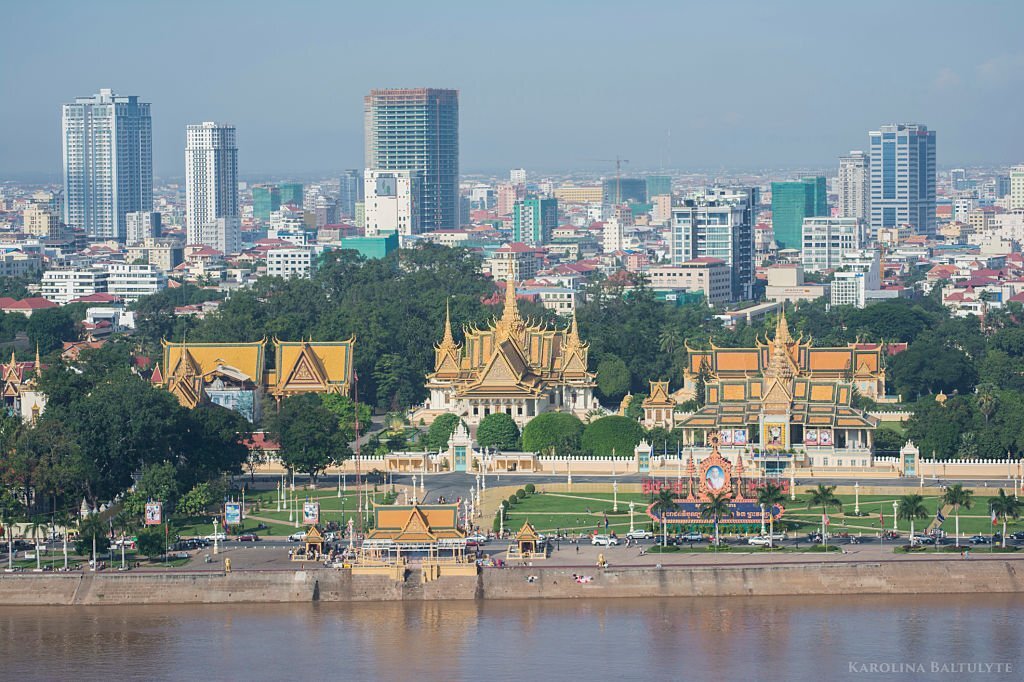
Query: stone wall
[[1, 559, 1021, 606]]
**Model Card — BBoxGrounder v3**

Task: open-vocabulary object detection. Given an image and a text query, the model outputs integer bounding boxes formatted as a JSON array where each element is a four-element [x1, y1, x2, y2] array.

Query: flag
[[935, 508, 946, 524], [879, 511, 884, 526], [823, 514, 830, 527], [992, 509, 999, 526]]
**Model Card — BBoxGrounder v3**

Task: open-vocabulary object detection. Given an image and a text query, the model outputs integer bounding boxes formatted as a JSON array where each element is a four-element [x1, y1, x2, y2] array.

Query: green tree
[[896, 493, 929, 545], [321, 393, 372, 444], [872, 428, 905, 453], [755, 482, 786, 547], [137, 461, 181, 514], [596, 355, 631, 403], [26, 308, 77, 353], [581, 415, 645, 457], [426, 413, 464, 452], [75, 515, 111, 558], [988, 488, 1022, 549], [178, 482, 215, 518], [942, 483, 973, 547], [624, 393, 646, 421], [372, 352, 419, 411], [700, 491, 733, 547], [976, 384, 998, 424], [521, 412, 585, 453], [136, 527, 166, 558], [267, 394, 347, 483], [694, 359, 711, 408], [806, 484, 842, 548], [476, 413, 520, 450], [658, 326, 682, 355]]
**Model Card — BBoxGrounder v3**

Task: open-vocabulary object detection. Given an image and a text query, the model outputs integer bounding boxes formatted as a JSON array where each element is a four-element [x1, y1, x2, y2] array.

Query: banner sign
[[648, 501, 784, 525], [303, 502, 320, 525], [144, 502, 162, 526], [225, 502, 242, 525]]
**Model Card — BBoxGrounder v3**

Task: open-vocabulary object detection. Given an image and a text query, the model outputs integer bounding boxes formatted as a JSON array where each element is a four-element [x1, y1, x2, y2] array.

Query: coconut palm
[[756, 482, 786, 548], [988, 488, 1022, 549], [658, 327, 683, 355], [942, 484, 973, 547], [112, 510, 136, 570], [0, 505, 18, 572], [652, 488, 676, 547], [975, 386, 997, 424], [26, 518, 47, 570], [805, 484, 842, 548], [897, 494, 929, 546], [700, 491, 733, 547]]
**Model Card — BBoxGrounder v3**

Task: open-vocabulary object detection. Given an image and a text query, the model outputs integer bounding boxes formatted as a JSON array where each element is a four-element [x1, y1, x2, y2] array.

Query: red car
[[237, 533, 260, 542]]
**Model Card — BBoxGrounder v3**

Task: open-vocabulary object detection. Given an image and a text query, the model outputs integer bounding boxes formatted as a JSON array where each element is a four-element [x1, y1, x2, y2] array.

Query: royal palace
[[153, 337, 354, 422], [420, 278, 597, 427], [643, 311, 883, 474]]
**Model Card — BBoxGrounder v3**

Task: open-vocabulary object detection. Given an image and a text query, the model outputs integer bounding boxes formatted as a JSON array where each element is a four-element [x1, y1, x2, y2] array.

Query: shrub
[[524, 483, 536, 494], [507, 495, 518, 506], [521, 412, 584, 453], [515, 489, 526, 499], [476, 413, 520, 450]]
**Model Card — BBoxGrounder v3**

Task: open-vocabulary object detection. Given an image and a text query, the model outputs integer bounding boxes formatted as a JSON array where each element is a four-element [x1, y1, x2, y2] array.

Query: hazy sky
[[2, 0, 1023, 178]]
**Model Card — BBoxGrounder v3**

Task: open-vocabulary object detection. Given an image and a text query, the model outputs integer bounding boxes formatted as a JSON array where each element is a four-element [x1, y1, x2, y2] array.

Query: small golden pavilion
[[645, 311, 881, 472], [423, 277, 597, 428], [153, 337, 354, 421]]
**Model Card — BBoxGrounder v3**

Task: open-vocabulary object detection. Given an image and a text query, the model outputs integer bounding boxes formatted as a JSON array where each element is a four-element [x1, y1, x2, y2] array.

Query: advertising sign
[[649, 501, 785, 525], [224, 502, 242, 526], [144, 502, 162, 526], [303, 502, 320, 525]]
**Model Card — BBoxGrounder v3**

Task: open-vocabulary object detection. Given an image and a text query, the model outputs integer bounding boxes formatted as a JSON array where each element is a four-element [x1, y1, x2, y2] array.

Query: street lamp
[[789, 466, 796, 501], [629, 500, 636, 534], [854, 482, 860, 515], [613, 477, 619, 513], [760, 503, 766, 536], [213, 517, 219, 555], [892, 500, 899, 532]]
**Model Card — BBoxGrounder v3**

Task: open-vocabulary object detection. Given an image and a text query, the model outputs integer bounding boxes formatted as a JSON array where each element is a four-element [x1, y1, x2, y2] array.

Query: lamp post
[[499, 505, 505, 536], [760, 503, 766, 536], [613, 477, 619, 513], [892, 500, 899, 532], [629, 501, 636, 534], [789, 466, 796, 501], [213, 517, 219, 555], [411, 475, 417, 505], [854, 482, 861, 515], [567, 460, 572, 488], [338, 470, 342, 498], [276, 479, 281, 512], [293, 490, 299, 528]]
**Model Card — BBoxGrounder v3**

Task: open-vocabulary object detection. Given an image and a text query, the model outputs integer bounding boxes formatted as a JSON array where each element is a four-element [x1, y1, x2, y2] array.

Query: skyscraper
[[513, 197, 558, 245], [670, 188, 756, 300], [838, 151, 869, 220], [185, 122, 240, 254], [252, 185, 281, 222], [364, 169, 420, 237], [364, 88, 459, 231], [771, 176, 827, 250], [869, 123, 936, 237], [339, 170, 364, 218], [1010, 165, 1024, 210], [62, 88, 152, 241], [279, 183, 304, 207], [646, 175, 672, 199]]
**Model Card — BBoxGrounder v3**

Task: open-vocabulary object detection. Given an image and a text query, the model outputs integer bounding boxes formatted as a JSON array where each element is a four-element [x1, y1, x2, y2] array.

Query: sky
[[2, 0, 1023, 179]]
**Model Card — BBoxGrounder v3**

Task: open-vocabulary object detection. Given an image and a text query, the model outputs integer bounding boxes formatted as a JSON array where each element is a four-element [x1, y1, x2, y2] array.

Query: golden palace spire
[[437, 298, 459, 354], [494, 276, 525, 341]]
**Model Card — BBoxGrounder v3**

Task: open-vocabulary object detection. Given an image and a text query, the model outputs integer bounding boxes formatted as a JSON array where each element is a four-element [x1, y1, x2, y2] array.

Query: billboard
[[225, 502, 242, 526], [144, 502, 162, 526], [303, 502, 320, 525], [649, 501, 785, 525]]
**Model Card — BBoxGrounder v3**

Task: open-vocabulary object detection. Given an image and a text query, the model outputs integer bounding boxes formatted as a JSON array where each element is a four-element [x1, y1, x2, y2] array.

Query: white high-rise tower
[[869, 123, 936, 237], [185, 122, 240, 254], [62, 88, 152, 241], [838, 151, 869, 221]]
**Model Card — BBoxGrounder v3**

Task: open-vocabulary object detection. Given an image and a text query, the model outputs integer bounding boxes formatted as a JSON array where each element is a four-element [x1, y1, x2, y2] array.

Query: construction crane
[[588, 156, 630, 204]]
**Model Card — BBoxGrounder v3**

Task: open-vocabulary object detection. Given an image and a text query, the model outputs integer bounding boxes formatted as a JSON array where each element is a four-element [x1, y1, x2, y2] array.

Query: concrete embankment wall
[[0, 561, 1021, 606]]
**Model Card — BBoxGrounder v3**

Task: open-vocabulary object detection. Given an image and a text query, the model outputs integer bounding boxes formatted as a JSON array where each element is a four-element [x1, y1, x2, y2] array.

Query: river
[[1, 594, 1020, 680]]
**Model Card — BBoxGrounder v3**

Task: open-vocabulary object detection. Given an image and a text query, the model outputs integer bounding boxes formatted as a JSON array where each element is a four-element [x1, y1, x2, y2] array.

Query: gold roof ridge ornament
[[494, 275, 525, 342]]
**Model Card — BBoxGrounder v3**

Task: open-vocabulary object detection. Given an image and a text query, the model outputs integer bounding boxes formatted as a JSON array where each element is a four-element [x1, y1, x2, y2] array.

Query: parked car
[[747, 536, 773, 546], [237, 533, 260, 542], [288, 531, 307, 542], [680, 531, 704, 543], [625, 529, 654, 540], [1011, 531, 1024, 541], [910, 535, 935, 546], [591, 534, 619, 546], [204, 532, 228, 542], [465, 534, 489, 544], [968, 535, 990, 545]]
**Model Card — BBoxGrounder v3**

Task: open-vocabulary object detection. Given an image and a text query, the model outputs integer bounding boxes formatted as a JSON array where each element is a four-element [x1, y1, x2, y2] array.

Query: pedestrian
[[576, 544, 580, 555]]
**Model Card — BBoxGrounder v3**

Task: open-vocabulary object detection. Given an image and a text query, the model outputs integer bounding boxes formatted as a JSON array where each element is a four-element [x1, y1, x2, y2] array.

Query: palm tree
[[26, 518, 47, 571], [700, 491, 733, 547], [756, 482, 786, 548], [897, 494, 929, 546], [658, 327, 683, 355], [942, 484, 973, 547], [805, 484, 842, 548], [0, 506, 18, 572], [652, 488, 676, 547], [988, 488, 1022, 549], [112, 510, 136, 570], [976, 386, 997, 424]]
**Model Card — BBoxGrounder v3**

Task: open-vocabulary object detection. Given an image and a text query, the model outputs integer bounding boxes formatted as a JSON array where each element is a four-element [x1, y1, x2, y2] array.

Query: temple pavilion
[[645, 311, 881, 473], [153, 337, 354, 422], [361, 504, 467, 562], [422, 277, 597, 427]]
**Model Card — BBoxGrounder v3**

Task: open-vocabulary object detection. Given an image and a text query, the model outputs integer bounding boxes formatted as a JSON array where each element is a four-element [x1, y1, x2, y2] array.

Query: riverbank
[[1, 556, 1022, 606]]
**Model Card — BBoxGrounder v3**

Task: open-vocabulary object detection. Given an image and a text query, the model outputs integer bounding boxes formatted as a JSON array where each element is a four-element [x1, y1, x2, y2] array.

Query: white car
[[204, 532, 227, 542], [591, 534, 619, 546], [288, 531, 308, 542], [465, 534, 489, 544], [626, 529, 654, 540], [747, 536, 773, 546]]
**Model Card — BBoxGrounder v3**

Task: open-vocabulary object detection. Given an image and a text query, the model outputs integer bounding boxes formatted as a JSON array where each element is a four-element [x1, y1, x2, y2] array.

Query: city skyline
[[2, 0, 1023, 178]]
